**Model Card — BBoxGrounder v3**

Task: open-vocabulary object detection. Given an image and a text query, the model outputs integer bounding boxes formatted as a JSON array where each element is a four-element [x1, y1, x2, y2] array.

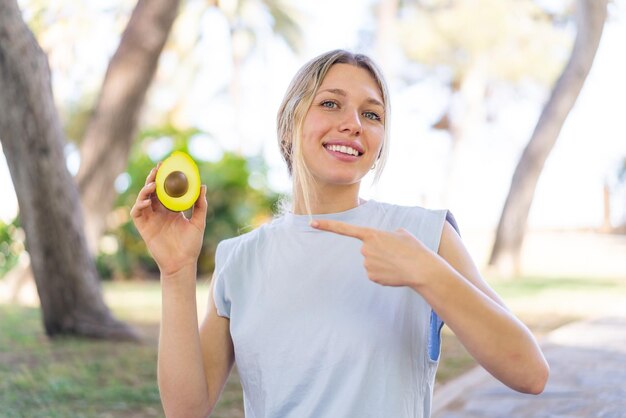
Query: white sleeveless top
[[213, 200, 450, 418]]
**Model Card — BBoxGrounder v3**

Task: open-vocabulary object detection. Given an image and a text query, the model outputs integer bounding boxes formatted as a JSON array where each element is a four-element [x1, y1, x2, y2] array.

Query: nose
[[338, 108, 361, 135]]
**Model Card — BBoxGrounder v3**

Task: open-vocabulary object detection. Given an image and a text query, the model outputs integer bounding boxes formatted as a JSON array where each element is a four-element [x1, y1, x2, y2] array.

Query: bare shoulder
[[438, 220, 466, 259], [438, 220, 508, 308]]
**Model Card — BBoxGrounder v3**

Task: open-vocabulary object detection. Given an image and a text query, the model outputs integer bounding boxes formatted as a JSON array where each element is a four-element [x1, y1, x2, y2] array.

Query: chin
[[308, 163, 369, 186], [319, 173, 365, 186]]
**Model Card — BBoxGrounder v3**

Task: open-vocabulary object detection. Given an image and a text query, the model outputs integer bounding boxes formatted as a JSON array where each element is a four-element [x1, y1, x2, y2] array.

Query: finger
[[130, 198, 152, 219], [309, 219, 374, 240], [194, 185, 207, 209], [138, 181, 156, 200], [145, 166, 157, 186], [190, 185, 207, 229], [133, 182, 156, 218]]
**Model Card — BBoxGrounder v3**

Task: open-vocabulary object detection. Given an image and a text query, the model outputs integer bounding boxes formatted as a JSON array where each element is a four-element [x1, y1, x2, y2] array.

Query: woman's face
[[300, 63, 385, 188]]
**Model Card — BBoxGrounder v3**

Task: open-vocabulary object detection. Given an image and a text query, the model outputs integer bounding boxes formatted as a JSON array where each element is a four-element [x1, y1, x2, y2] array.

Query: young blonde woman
[[131, 50, 549, 418]]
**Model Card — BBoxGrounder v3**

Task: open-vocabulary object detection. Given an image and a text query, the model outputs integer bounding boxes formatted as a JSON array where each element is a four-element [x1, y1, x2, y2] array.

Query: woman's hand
[[310, 219, 443, 288], [130, 164, 208, 276]]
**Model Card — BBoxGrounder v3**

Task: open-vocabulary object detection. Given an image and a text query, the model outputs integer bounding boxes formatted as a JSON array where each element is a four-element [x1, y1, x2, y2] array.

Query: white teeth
[[326, 144, 360, 156]]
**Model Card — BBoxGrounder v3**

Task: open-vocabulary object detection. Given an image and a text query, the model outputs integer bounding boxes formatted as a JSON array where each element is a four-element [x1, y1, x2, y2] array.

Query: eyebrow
[[316, 88, 384, 109]]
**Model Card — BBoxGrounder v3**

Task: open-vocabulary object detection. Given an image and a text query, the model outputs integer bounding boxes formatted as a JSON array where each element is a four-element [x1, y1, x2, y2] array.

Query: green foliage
[[99, 125, 280, 280], [399, 0, 573, 86], [0, 217, 24, 279], [198, 152, 280, 274]]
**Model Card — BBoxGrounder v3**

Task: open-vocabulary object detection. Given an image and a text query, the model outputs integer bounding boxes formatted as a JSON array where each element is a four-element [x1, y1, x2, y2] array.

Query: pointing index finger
[[310, 219, 374, 240]]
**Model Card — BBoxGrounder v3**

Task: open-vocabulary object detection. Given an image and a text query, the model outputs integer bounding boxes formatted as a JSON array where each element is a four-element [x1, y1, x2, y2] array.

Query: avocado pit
[[164, 171, 188, 198]]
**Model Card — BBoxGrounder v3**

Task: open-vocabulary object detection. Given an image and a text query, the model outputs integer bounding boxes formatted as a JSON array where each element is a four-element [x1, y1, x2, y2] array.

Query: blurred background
[[0, 0, 625, 416]]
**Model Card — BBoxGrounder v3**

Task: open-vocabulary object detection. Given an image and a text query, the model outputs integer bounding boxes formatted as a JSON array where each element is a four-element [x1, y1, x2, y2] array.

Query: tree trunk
[[76, 0, 180, 253], [601, 181, 611, 233], [0, 0, 138, 340], [488, 0, 608, 276]]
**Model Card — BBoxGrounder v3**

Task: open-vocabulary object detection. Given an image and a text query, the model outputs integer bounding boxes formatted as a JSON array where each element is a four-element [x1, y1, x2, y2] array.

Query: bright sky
[[1, 0, 625, 231]]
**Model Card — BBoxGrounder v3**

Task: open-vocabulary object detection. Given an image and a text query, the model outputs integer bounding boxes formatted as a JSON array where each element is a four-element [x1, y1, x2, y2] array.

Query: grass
[[1, 275, 623, 416], [490, 276, 626, 298], [0, 305, 162, 418], [489, 275, 626, 331]]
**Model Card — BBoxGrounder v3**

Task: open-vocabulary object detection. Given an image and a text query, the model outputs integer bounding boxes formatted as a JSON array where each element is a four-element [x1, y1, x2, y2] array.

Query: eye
[[363, 111, 382, 122], [320, 100, 338, 109]]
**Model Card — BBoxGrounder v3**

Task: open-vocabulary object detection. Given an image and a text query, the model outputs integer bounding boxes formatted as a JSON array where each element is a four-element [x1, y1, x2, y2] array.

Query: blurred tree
[[0, 0, 137, 339], [618, 158, 626, 231], [9, 0, 297, 248], [597, 157, 626, 234], [157, 0, 302, 151], [75, 0, 181, 253], [1, 0, 299, 309], [398, 0, 572, 204], [489, 0, 608, 276], [227, 0, 302, 153], [53, 0, 300, 253]]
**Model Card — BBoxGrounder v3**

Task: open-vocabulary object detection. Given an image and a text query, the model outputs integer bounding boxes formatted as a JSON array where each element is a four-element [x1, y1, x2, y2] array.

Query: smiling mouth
[[323, 143, 363, 157]]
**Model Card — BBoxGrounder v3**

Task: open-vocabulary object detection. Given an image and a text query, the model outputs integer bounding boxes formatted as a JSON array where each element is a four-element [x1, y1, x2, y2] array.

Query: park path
[[432, 316, 626, 418]]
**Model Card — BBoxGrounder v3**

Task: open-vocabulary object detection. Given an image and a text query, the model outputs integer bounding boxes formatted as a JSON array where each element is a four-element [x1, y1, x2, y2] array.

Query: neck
[[292, 182, 363, 215]]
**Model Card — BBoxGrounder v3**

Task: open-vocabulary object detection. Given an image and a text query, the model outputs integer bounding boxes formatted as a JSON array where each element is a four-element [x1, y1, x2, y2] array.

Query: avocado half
[[155, 151, 201, 212]]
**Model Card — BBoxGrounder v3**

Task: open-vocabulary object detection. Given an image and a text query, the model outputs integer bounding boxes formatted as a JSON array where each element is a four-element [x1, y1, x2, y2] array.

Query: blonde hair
[[276, 49, 391, 215]]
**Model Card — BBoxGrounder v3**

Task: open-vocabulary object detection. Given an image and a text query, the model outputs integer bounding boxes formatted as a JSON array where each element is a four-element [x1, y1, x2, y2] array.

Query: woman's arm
[[310, 218, 549, 394], [131, 165, 234, 416], [158, 268, 236, 417], [158, 265, 212, 417], [416, 222, 549, 394]]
